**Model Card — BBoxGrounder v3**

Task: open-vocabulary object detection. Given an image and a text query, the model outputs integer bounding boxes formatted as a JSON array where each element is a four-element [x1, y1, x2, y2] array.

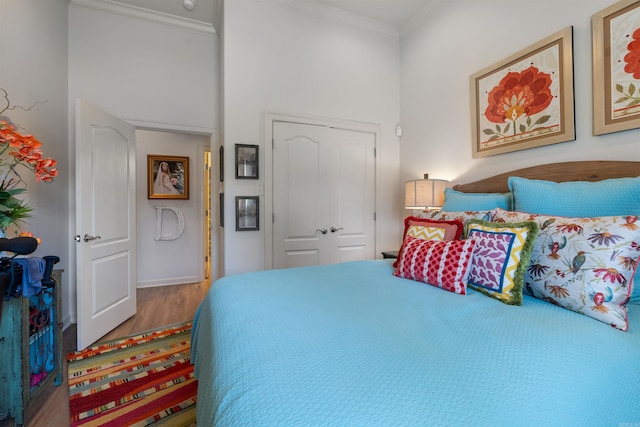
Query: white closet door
[[272, 121, 375, 269], [328, 127, 376, 264]]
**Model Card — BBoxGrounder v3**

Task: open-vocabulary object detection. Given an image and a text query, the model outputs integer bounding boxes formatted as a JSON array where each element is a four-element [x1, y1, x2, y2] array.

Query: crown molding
[[69, 0, 216, 35], [400, 0, 444, 38], [213, 0, 223, 34], [260, 0, 399, 38]]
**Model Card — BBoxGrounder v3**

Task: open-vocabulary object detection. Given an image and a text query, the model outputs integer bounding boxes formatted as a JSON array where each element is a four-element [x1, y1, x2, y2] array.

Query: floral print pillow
[[419, 210, 496, 224], [493, 208, 640, 331]]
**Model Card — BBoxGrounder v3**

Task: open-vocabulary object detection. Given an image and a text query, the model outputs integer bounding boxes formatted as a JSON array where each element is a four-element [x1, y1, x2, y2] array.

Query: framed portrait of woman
[[147, 155, 190, 199]]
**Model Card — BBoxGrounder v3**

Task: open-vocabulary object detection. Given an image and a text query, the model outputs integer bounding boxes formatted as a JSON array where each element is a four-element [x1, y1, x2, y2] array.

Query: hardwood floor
[[1, 280, 210, 427]]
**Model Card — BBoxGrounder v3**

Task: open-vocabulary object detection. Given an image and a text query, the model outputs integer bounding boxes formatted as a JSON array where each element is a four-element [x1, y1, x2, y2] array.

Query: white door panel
[[338, 246, 366, 263], [273, 123, 330, 268], [76, 99, 136, 350], [331, 128, 375, 264], [284, 250, 320, 269]]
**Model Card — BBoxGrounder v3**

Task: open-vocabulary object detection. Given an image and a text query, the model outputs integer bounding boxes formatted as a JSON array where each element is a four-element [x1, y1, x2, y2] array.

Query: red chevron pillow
[[394, 236, 477, 295], [394, 216, 464, 268]]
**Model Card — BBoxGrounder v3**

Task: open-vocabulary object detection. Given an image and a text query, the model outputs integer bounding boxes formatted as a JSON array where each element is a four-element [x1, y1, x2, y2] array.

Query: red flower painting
[[484, 66, 553, 124], [624, 28, 640, 79], [481, 66, 554, 142]]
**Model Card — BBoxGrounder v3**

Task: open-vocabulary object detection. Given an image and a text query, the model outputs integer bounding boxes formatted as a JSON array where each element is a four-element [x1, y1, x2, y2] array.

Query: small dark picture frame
[[235, 144, 258, 179], [148, 155, 190, 199], [219, 192, 224, 228], [219, 145, 224, 182], [236, 196, 259, 231]]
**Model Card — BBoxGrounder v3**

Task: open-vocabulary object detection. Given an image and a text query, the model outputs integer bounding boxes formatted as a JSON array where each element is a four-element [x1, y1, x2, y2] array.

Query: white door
[[76, 99, 137, 350], [329, 127, 376, 264], [273, 121, 375, 269]]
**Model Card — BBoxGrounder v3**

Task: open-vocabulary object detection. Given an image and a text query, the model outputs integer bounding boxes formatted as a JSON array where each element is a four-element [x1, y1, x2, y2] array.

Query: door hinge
[[374, 212, 376, 221], [273, 212, 275, 224], [373, 148, 376, 158]]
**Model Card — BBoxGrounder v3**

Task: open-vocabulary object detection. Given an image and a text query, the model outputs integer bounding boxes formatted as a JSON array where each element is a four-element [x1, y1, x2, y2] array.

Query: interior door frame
[[264, 112, 381, 270], [130, 121, 219, 284], [70, 119, 218, 325]]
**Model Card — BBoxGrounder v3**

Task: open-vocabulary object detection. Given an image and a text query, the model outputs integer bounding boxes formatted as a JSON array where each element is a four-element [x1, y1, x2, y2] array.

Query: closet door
[[272, 121, 375, 269], [328, 127, 376, 264]]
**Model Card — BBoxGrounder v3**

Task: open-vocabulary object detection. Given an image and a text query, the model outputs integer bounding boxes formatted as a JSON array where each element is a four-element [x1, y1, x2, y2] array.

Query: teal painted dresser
[[0, 268, 63, 427]]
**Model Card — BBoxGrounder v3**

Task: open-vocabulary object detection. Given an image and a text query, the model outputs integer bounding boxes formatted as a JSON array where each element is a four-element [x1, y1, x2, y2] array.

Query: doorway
[[135, 130, 215, 288], [75, 100, 218, 349]]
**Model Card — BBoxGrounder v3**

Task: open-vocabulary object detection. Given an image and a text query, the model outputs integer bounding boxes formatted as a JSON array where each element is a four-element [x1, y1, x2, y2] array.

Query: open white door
[[75, 99, 136, 350]]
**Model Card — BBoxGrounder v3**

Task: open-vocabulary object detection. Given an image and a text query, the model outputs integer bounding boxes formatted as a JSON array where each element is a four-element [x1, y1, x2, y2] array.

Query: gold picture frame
[[147, 155, 190, 200], [592, 0, 640, 135], [470, 27, 575, 157]]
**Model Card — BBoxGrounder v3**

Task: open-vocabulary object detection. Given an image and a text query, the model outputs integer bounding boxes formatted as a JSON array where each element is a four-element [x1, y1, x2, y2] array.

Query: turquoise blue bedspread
[[192, 260, 640, 426]]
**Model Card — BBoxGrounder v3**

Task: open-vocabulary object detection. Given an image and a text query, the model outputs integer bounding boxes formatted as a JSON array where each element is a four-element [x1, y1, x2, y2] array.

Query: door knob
[[315, 228, 328, 235], [330, 227, 343, 233], [83, 234, 102, 242]]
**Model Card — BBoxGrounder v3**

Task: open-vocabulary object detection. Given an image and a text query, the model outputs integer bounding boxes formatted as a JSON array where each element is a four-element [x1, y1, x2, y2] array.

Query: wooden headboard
[[452, 161, 640, 193]]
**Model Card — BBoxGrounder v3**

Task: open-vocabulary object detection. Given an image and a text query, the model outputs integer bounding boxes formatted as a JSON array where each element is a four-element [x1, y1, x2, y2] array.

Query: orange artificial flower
[[0, 88, 58, 229]]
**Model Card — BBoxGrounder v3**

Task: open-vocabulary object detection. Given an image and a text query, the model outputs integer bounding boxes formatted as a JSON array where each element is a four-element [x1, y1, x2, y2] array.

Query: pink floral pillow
[[394, 236, 477, 295], [493, 208, 640, 331]]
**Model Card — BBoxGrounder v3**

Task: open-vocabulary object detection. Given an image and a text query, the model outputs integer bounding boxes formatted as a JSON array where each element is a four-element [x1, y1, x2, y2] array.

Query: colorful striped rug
[[67, 321, 197, 427]]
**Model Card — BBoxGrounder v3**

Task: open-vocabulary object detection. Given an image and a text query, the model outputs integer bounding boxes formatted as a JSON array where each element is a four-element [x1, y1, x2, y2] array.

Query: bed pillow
[[406, 224, 446, 241], [394, 216, 464, 268], [493, 208, 640, 331], [394, 235, 476, 295], [508, 176, 640, 217], [419, 209, 496, 224], [441, 188, 512, 211], [508, 176, 640, 305], [464, 219, 539, 306]]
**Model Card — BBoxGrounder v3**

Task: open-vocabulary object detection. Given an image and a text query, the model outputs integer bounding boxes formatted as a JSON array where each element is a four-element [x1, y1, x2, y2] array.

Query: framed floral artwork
[[470, 27, 575, 158], [592, 0, 640, 135], [147, 155, 190, 199]]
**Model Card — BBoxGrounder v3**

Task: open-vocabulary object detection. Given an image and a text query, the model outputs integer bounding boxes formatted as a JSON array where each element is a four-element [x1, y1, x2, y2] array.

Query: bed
[[192, 161, 640, 426]]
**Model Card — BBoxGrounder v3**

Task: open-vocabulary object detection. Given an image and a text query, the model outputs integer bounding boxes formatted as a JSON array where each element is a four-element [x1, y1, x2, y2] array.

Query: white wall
[[68, 1, 217, 130], [400, 0, 640, 190], [222, 0, 402, 275], [0, 0, 70, 322], [68, 1, 218, 322], [136, 130, 209, 287]]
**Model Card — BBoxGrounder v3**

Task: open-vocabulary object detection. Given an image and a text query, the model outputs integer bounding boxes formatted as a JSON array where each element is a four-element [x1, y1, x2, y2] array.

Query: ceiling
[[314, 0, 434, 27], [108, 0, 436, 29]]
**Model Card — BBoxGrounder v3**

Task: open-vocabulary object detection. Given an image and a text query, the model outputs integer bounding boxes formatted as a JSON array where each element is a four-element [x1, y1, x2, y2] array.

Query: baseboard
[[137, 276, 200, 288]]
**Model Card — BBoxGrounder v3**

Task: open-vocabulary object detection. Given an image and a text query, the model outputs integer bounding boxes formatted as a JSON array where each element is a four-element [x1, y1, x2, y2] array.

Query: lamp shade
[[405, 177, 448, 209]]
